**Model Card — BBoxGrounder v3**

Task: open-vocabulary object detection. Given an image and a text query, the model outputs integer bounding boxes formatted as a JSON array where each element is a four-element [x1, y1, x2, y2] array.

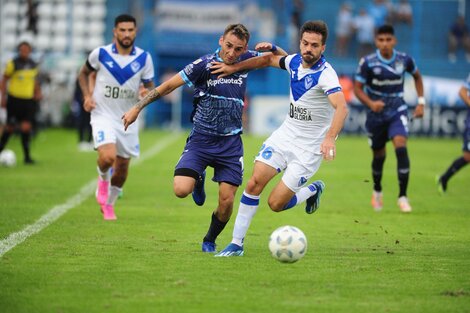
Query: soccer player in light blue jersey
[[78, 14, 155, 220], [122, 24, 288, 253], [210, 20, 349, 257], [353, 24, 425, 213], [437, 74, 470, 193]]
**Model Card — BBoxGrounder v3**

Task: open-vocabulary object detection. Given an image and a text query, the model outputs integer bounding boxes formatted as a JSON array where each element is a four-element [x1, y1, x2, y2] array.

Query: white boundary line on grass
[[0, 133, 182, 258]]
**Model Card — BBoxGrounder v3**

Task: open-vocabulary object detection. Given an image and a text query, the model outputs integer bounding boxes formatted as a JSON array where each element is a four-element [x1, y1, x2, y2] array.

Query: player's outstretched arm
[[211, 52, 283, 78], [122, 74, 184, 130], [254, 42, 288, 56]]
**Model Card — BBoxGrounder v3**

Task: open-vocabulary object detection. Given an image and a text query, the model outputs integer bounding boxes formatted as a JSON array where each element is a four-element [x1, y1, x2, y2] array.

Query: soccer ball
[[0, 149, 17, 167], [268, 225, 307, 263]]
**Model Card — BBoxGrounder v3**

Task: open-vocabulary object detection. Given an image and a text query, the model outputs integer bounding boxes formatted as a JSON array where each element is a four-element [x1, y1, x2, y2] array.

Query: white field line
[[0, 133, 182, 258]]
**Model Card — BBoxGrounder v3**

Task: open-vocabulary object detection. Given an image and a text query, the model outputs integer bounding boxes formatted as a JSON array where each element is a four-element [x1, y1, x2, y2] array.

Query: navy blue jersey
[[462, 74, 470, 151], [179, 48, 260, 136], [355, 49, 418, 119]]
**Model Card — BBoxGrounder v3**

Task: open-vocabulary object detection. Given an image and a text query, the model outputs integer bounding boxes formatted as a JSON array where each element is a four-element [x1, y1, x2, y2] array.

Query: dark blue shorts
[[366, 110, 409, 150], [174, 131, 244, 186]]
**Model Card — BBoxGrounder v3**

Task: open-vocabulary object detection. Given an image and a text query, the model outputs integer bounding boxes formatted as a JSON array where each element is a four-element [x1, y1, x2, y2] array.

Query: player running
[[78, 14, 155, 220], [211, 20, 348, 257], [122, 24, 288, 253], [353, 24, 425, 213]]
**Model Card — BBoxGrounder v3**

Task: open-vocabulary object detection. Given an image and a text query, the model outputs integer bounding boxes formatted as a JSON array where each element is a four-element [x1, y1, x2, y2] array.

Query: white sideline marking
[[0, 133, 182, 257]]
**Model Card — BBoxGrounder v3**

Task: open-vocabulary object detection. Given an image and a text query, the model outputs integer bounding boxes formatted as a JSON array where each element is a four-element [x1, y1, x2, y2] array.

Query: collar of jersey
[[112, 43, 137, 55], [214, 48, 224, 62], [309, 54, 326, 70], [376, 49, 396, 64]]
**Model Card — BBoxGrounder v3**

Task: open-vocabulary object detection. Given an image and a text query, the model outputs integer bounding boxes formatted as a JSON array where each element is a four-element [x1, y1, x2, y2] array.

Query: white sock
[[97, 166, 110, 181], [107, 186, 122, 205], [232, 192, 260, 246], [295, 184, 317, 205]]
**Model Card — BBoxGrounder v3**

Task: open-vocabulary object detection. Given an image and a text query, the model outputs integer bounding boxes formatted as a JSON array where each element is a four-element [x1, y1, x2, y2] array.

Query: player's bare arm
[[122, 74, 184, 130], [77, 64, 96, 112], [321, 92, 349, 160], [459, 86, 470, 107], [254, 42, 289, 56], [353, 80, 385, 112], [211, 53, 283, 78], [412, 70, 425, 118]]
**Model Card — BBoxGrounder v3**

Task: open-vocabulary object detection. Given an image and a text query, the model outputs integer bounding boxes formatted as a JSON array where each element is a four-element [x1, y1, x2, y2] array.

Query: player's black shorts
[[6, 95, 37, 124]]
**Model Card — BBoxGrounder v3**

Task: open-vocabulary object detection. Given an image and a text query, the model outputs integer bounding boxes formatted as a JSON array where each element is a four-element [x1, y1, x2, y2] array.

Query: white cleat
[[397, 196, 412, 213]]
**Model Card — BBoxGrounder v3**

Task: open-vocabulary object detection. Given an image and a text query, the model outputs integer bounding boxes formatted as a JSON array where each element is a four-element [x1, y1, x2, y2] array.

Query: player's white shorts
[[90, 116, 140, 158], [255, 133, 323, 193]]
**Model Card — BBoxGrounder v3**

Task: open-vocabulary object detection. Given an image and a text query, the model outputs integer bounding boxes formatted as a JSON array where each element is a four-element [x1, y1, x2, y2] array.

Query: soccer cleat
[[95, 177, 109, 206], [202, 241, 216, 253], [397, 196, 412, 213], [102, 204, 117, 220], [436, 175, 447, 194], [192, 170, 206, 206], [214, 243, 244, 257], [371, 190, 383, 212], [24, 158, 35, 165], [305, 180, 325, 214]]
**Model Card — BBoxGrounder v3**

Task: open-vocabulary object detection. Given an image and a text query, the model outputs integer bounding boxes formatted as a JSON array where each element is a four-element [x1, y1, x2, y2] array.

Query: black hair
[[376, 24, 395, 36], [300, 20, 328, 45], [114, 14, 136, 27]]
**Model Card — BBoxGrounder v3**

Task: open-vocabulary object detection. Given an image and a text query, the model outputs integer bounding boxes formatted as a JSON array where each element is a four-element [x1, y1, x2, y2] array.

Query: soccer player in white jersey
[[210, 20, 349, 256], [78, 14, 155, 220]]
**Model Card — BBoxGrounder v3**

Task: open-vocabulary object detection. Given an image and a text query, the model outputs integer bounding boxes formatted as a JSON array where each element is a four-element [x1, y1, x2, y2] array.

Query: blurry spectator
[[394, 0, 413, 25], [448, 16, 470, 63], [368, 0, 391, 28], [26, 0, 39, 35], [354, 8, 376, 57], [339, 74, 354, 104], [334, 2, 354, 57]]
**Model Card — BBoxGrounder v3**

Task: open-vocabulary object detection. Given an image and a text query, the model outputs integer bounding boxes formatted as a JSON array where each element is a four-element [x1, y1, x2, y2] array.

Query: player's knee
[[173, 184, 191, 198], [245, 177, 264, 195], [267, 199, 284, 212]]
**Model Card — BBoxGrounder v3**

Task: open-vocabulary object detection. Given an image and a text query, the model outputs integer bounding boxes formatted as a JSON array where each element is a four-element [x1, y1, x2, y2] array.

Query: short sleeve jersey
[[4, 57, 38, 99], [355, 49, 417, 118], [179, 48, 260, 136], [275, 54, 342, 152], [87, 43, 154, 122]]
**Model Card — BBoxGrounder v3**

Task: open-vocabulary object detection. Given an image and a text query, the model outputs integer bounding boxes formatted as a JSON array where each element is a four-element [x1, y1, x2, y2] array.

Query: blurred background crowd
[[0, 0, 469, 140]]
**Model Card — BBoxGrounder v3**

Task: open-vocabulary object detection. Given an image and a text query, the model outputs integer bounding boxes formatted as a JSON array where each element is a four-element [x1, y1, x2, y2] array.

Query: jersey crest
[[99, 48, 148, 85]]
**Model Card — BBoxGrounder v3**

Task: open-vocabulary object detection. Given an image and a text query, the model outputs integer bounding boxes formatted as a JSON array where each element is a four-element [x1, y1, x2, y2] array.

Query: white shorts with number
[[90, 115, 140, 158], [255, 133, 323, 193]]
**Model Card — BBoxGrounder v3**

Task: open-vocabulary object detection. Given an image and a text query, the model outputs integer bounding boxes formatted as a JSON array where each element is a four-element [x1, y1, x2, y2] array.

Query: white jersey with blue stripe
[[274, 54, 342, 152], [87, 43, 154, 123]]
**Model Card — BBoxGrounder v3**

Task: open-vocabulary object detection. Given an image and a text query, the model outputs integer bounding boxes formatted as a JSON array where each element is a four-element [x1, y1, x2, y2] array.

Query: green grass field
[[1, 128, 469, 313]]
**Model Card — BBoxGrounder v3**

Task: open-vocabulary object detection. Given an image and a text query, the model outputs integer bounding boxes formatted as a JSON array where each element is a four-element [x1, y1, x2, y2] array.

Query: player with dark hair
[[353, 24, 425, 213], [437, 73, 470, 192], [78, 14, 155, 220], [209, 20, 348, 257], [0, 41, 42, 164], [123, 24, 287, 253]]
